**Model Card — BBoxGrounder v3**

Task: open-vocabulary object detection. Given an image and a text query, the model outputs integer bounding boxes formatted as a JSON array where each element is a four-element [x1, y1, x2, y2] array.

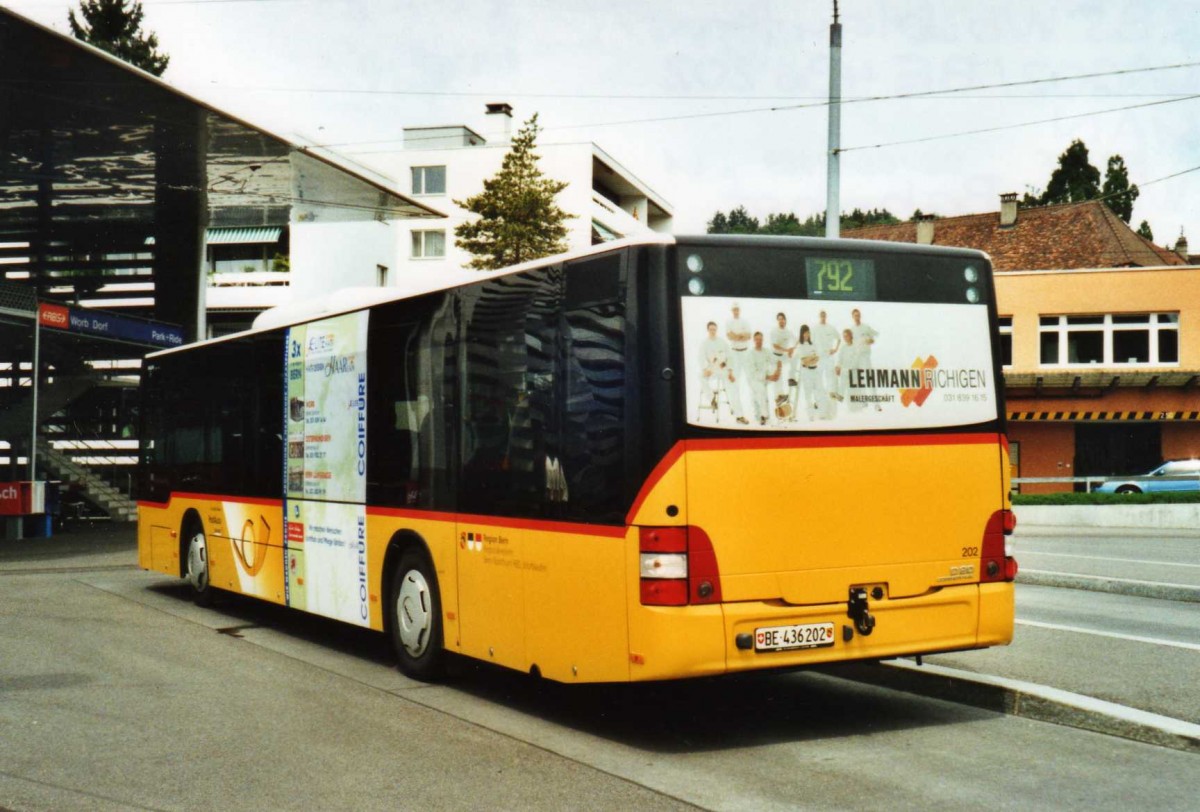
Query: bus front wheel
[[389, 550, 445, 681], [184, 524, 215, 607]]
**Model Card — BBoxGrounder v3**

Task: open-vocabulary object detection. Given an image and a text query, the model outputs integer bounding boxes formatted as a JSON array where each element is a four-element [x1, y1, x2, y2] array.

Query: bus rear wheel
[[389, 550, 445, 681], [184, 524, 215, 607]]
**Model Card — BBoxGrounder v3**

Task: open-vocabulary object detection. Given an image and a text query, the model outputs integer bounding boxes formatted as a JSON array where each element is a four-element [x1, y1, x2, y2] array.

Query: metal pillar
[[824, 2, 843, 239]]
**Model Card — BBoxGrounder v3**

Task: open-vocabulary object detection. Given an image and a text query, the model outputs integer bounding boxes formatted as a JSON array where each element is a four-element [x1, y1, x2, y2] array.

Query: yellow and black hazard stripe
[[1007, 411, 1200, 421]]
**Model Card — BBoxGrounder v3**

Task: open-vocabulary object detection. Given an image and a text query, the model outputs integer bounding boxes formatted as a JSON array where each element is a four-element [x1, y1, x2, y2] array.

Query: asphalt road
[[926, 523, 1200, 725], [2, 525, 1198, 811], [1015, 527, 1200, 590]]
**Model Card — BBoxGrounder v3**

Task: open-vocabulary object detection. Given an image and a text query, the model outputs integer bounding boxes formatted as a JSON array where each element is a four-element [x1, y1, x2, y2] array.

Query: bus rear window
[[679, 245, 998, 432]]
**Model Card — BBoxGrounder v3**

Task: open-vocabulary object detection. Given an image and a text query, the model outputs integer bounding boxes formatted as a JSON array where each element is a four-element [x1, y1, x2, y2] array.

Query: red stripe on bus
[[368, 507, 627, 539], [624, 442, 687, 525], [138, 493, 284, 510], [683, 432, 1003, 453], [367, 506, 459, 523]]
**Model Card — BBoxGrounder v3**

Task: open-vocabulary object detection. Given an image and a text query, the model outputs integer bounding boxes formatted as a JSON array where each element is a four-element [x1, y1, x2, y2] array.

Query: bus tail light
[[981, 509, 1019, 583], [639, 526, 723, 606]]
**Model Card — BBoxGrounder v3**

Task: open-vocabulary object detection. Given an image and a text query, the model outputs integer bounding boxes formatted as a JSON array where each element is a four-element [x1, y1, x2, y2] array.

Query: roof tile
[[845, 200, 1185, 271]]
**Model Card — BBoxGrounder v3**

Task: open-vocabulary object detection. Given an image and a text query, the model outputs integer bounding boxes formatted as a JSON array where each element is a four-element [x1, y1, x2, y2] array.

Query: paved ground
[[4, 529, 1199, 812], [6, 522, 1196, 726]]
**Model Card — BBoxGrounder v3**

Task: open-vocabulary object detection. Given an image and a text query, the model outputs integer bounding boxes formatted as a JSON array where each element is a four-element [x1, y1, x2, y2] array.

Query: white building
[[285, 104, 672, 300]]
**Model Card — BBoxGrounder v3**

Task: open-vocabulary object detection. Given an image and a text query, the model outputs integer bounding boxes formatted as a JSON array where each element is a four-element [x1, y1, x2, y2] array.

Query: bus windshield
[[679, 243, 999, 432]]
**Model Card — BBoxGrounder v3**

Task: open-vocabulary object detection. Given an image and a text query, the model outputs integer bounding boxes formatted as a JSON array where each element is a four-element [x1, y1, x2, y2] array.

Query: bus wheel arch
[[383, 531, 446, 682], [179, 509, 214, 607]]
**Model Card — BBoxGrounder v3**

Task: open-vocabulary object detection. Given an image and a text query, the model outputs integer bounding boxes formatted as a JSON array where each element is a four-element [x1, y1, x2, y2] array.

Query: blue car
[[1095, 460, 1200, 494]]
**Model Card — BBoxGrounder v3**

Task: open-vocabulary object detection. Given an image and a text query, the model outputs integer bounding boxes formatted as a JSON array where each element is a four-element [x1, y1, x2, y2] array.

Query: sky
[[9, 0, 1200, 247]]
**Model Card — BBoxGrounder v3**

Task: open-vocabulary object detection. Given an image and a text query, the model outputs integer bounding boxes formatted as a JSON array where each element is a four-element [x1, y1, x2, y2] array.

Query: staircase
[[36, 439, 137, 522], [0, 375, 106, 440]]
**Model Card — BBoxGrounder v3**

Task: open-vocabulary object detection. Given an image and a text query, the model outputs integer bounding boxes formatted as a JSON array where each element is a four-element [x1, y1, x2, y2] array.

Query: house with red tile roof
[[847, 195, 1186, 271], [847, 196, 1199, 493]]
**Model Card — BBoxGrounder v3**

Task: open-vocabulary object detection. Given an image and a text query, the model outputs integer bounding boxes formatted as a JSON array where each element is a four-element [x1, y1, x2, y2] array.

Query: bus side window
[[561, 252, 627, 524], [368, 319, 427, 508], [460, 268, 560, 518]]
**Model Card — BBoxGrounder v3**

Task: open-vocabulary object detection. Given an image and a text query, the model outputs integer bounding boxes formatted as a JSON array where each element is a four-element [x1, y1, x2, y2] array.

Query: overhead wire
[[837, 94, 1200, 153]]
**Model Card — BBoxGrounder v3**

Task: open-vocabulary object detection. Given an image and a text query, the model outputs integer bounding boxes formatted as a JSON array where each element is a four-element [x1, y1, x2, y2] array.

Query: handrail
[[1012, 476, 1109, 492]]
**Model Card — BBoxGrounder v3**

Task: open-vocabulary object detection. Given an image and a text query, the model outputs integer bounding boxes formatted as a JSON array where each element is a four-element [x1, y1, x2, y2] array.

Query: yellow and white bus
[[138, 235, 1016, 682]]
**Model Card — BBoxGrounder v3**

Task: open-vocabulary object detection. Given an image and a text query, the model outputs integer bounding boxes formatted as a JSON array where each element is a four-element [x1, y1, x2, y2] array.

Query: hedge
[[1012, 491, 1200, 506]]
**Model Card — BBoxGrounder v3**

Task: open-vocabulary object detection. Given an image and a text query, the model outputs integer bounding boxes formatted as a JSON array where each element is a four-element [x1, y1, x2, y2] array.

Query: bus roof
[[146, 234, 671, 359], [146, 233, 990, 359]]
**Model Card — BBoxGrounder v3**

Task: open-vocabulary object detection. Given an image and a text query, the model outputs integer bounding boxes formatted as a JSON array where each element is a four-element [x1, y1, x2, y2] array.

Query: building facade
[[848, 196, 1197, 491], [324, 105, 673, 282]]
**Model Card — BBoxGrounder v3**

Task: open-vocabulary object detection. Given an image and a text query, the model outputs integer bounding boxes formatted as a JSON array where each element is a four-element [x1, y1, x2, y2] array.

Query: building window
[[377, 264, 389, 287], [411, 165, 446, 195], [411, 230, 446, 259], [998, 317, 1012, 367], [1038, 313, 1179, 367], [209, 244, 270, 274]]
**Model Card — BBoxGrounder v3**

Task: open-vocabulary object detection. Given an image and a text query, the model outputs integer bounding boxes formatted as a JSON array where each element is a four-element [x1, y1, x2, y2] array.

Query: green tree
[[844, 207, 899, 230], [708, 207, 898, 235], [1101, 155, 1139, 223], [1040, 139, 1101, 205], [707, 206, 759, 234], [761, 212, 804, 235], [454, 114, 572, 270], [1136, 220, 1154, 241], [68, 0, 169, 76]]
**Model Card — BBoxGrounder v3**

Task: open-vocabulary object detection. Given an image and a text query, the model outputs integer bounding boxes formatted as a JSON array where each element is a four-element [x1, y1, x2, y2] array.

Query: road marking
[[1016, 619, 1200, 652], [1019, 568, 1200, 590], [1019, 550, 1200, 569]]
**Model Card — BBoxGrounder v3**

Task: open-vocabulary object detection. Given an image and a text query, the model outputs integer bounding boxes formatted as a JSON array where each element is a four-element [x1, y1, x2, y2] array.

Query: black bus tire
[[389, 550, 446, 681], [183, 523, 215, 607]]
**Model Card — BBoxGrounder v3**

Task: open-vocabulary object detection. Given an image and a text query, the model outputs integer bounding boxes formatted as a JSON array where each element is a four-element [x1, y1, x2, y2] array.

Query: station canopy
[[0, 6, 441, 351]]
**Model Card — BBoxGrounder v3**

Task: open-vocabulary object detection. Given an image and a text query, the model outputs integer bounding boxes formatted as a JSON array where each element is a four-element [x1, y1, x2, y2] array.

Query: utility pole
[[825, 0, 843, 239]]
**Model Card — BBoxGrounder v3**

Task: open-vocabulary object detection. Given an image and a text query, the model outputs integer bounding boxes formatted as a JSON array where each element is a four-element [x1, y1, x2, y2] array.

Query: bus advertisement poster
[[284, 312, 369, 503], [683, 296, 996, 431], [284, 500, 371, 628]]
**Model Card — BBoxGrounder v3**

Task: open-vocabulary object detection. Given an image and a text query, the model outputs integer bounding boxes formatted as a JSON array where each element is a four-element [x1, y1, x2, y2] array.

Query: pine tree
[[1136, 221, 1154, 242], [454, 114, 572, 270], [706, 211, 730, 233], [68, 0, 169, 76], [1040, 139, 1101, 205], [1101, 155, 1139, 223]]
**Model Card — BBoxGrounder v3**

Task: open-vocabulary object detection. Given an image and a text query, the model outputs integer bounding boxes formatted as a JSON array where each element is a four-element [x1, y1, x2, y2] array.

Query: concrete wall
[[1016, 503, 1200, 531], [288, 219, 395, 300]]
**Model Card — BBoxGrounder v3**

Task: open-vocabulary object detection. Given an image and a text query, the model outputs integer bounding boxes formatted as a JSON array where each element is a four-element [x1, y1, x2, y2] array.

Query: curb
[[1017, 569, 1200, 603], [817, 660, 1200, 754]]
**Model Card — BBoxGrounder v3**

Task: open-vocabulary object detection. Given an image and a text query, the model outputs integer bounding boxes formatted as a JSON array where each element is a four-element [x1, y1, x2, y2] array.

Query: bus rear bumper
[[722, 583, 1014, 674], [625, 582, 1014, 681]]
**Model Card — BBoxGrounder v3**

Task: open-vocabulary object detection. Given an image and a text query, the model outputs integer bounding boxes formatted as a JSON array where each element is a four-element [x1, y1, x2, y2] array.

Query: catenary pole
[[29, 318, 39, 481], [825, 1, 842, 238]]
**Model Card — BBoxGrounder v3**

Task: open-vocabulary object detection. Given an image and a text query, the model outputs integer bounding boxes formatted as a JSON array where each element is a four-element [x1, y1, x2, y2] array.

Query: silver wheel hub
[[396, 569, 432, 656], [186, 532, 209, 591]]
